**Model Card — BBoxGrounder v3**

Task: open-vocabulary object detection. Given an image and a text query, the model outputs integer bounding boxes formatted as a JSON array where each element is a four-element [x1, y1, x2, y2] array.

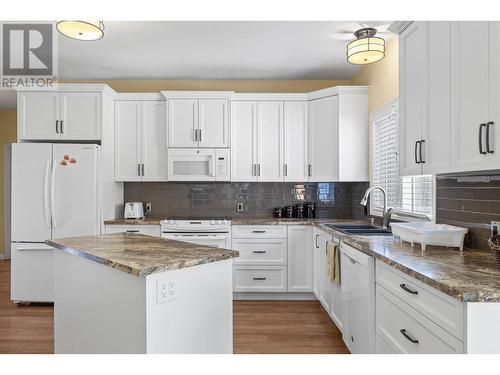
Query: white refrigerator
[[9, 143, 101, 303]]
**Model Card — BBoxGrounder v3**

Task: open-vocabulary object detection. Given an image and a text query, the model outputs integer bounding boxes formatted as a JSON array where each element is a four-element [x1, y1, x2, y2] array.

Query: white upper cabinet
[[115, 100, 167, 182], [18, 92, 60, 140], [399, 22, 428, 176], [399, 21, 500, 175], [231, 101, 257, 182], [400, 21, 451, 176], [308, 96, 339, 181], [231, 100, 283, 182], [142, 101, 167, 181], [167, 99, 198, 147], [424, 22, 451, 174], [18, 91, 101, 141], [256, 101, 283, 182], [115, 101, 142, 181], [198, 99, 229, 147], [283, 101, 309, 182], [165, 93, 230, 148], [231, 88, 367, 183], [450, 21, 500, 172], [60, 92, 101, 140]]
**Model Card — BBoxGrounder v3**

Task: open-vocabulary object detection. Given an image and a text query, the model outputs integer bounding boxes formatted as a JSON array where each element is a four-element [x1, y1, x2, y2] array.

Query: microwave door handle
[[211, 154, 216, 178]]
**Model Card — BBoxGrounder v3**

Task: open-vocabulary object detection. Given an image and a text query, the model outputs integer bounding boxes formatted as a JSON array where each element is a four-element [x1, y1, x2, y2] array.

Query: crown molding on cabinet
[[161, 91, 234, 99], [15, 83, 117, 97], [388, 21, 413, 35], [230, 93, 308, 101], [307, 86, 369, 101], [115, 93, 165, 101]]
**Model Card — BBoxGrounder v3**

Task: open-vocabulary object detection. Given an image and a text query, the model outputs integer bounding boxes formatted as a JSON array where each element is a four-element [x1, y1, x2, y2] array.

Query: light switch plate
[[236, 202, 244, 212], [145, 202, 152, 213]]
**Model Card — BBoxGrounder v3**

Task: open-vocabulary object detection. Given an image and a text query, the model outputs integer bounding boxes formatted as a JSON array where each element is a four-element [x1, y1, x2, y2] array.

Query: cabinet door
[[167, 99, 198, 147], [399, 22, 426, 176], [450, 22, 490, 172], [198, 99, 229, 147], [18, 92, 60, 140], [423, 22, 451, 174], [287, 226, 313, 292], [314, 229, 331, 313], [60, 92, 101, 140], [230, 101, 257, 181], [256, 101, 283, 181], [142, 101, 167, 181], [308, 96, 338, 182], [312, 227, 322, 298], [487, 22, 500, 164], [114, 101, 142, 181], [283, 101, 309, 182]]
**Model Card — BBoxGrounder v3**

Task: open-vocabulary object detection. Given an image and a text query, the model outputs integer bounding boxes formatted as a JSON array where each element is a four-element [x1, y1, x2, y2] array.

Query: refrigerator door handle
[[43, 159, 51, 228], [50, 159, 57, 228]]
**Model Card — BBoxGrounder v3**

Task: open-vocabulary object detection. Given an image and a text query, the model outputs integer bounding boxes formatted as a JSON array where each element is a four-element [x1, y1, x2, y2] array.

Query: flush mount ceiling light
[[56, 21, 104, 41], [346, 27, 385, 65]]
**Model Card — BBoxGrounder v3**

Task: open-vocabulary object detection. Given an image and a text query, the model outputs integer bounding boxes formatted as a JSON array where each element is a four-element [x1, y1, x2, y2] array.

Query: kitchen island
[[47, 233, 239, 354]]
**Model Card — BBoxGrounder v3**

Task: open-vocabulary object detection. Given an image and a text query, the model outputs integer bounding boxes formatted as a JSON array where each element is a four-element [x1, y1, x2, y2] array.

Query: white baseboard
[[233, 292, 317, 301]]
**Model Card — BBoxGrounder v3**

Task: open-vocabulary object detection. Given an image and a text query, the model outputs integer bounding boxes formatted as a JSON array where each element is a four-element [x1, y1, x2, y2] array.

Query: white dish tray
[[390, 222, 469, 251]]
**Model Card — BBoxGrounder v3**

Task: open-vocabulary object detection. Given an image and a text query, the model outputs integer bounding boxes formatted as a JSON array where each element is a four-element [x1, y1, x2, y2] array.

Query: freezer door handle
[[50, 159, 57, 228], [43, 159, 51, 228]]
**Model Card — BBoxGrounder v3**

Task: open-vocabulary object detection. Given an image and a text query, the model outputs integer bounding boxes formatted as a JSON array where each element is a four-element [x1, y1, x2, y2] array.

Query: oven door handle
[[163, 234, 228, 241]]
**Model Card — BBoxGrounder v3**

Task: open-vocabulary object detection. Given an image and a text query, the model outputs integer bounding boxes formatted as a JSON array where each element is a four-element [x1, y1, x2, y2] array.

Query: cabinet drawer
[[105, 224, 161, 237], [233, 266, 287, 292], [375, 260, 464, 340], [231, 238, 287, 265], [232, 225, 287, 239], [376, 285, 463, 354]]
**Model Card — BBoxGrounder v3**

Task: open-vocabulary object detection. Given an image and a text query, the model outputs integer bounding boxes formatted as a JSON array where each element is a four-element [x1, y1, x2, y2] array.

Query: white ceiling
[[0, 21, 395, 108]]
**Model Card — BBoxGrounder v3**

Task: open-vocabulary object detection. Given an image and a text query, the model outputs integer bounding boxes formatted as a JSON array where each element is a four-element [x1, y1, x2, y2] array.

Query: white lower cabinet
[[105, 224, 161, 237], [233, 266, 287, 292], [287, 226, 313, 292], [375, 259, 464, 354], [376, 285, 464, 354]]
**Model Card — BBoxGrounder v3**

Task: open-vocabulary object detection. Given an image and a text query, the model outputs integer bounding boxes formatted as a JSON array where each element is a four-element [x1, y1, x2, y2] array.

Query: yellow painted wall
[[62, 79, 351, 93], [0, 110, 17, 256], [351, 37, 399, 114]]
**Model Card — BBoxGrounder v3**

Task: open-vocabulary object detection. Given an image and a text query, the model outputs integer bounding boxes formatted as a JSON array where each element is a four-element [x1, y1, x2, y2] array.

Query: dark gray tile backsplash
[[124, 181, 370, 220], [436, 174, 500, 251]]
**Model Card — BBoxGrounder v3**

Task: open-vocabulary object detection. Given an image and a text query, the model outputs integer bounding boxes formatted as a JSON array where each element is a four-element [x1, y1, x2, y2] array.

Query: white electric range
[[160, 218, 231, 249]]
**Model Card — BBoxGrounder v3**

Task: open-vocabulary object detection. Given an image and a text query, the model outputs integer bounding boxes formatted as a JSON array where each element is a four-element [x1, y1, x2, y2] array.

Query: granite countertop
[[317, 223, 500, 303], [47, 233, 239, 277]]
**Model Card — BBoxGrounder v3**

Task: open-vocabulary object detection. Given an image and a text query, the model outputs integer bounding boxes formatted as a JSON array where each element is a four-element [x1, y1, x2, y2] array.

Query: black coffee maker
[[306, 202, 316, 218]]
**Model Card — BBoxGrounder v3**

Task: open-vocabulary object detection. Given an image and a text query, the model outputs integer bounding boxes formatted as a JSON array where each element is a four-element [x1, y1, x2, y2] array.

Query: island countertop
[[47, 233, 239, 277]]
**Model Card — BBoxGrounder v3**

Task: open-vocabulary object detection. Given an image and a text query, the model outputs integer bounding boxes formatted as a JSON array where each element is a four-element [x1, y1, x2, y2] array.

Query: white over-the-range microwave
[[167, 148, 230, 181]]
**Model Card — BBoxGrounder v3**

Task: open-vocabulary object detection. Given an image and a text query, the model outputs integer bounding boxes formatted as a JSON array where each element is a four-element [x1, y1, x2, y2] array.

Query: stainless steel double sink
[[324, 223, 393, 236]]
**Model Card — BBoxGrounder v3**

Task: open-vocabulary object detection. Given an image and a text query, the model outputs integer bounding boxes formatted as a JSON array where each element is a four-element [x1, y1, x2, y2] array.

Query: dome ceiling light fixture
[[346, 27, 385, 65], [56, 21, 105, 41]]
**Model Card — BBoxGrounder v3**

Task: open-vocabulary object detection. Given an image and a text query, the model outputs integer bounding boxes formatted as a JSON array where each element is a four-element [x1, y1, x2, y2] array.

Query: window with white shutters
[[370, 98, 433, 220]]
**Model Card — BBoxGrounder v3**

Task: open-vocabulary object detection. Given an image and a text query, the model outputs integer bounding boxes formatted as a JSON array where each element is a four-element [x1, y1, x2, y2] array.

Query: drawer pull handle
[[253, 277, 267, 281], [400, 329, 419, 344], [126, 230, 140, 233], [252, 251, 267, 254], [252, 230, 267, 233], [400, 283, 418, 295]]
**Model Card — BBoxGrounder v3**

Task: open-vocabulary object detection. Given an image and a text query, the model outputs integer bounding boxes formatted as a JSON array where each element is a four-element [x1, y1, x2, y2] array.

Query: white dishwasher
[[340, 242, 375, 354]]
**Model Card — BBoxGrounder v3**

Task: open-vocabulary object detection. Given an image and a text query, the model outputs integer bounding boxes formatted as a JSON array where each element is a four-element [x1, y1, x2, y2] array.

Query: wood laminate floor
[[0, 260, 348, 354]]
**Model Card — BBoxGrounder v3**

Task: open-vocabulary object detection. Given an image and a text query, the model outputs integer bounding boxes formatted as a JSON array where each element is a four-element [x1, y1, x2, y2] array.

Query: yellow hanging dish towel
[[327, 241, 341, 285]]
